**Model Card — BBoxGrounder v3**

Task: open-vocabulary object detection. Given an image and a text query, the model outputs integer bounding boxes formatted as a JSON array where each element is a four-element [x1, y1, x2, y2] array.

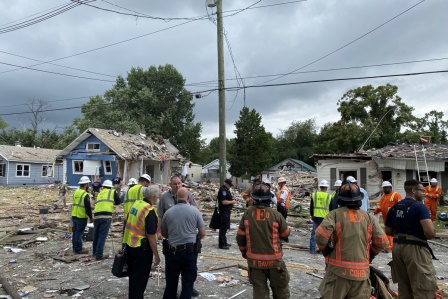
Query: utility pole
[[217, 0, 226, 185]]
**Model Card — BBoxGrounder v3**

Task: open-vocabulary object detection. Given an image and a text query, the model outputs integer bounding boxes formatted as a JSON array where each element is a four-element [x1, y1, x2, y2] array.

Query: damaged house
[[312, 143, 448, 198], [0, 143, 63, 186], [262, 158, 316, 181], [58, 128, 186, 186]]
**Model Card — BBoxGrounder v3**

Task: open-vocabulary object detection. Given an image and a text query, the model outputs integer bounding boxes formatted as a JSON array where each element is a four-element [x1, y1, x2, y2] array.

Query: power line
[[1, 68, 446, 116], [0, 3, 69, 27], [257, 0, 426, 85]]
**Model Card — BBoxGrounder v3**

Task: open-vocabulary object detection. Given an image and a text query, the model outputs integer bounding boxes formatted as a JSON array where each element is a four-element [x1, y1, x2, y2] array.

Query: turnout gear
[[251, 182, 272, 203], [338, 181, 364, 203]]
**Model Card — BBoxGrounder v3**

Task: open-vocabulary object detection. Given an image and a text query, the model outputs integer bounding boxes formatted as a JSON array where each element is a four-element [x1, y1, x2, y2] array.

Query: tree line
[[1, 65, 447, 179]]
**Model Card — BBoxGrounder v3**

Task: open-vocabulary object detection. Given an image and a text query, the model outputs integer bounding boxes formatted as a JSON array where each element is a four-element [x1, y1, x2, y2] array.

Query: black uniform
[[217, 185, 233, 248]]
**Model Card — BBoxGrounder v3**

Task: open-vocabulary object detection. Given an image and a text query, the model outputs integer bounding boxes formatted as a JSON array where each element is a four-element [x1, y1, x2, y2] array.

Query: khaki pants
[[319, 271, 371, 299], [57, 194, 66, 207], [390, 236, 438, 299], [248, 260, 290, 299]]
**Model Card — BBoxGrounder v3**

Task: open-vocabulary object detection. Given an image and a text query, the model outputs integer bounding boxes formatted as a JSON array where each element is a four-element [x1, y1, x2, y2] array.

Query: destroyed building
[[57, 128, 187, 186]]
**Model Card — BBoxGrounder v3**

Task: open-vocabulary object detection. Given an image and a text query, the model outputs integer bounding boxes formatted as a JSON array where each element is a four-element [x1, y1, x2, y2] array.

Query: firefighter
[[236, 182, 291, 299], [310, 180, 331, 254], [373, 181, 402, 251], [424, 178, 442, 222], [315, 181, 389, 299], [385, 179, 438, 298]]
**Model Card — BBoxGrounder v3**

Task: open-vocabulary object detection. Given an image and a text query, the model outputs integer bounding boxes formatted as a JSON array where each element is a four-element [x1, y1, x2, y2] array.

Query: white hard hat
[[102, 180, 113, 188], [334, 180, 342, 187], [278, 177, 287, 184], [381, 181, 392, 188], [346, 176, 357, 183], [139, 174, 151, 183], [128, 178, 137, 185], [263, 179, 272, 186], [319, 180, 329, 187], [430, 178, 438, 183], [78, 176, 91, 184]]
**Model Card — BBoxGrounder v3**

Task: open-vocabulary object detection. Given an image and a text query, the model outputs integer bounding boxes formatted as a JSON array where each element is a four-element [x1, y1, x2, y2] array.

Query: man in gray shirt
[[157, 176, 197, 240], [162, 187, 205, 299]]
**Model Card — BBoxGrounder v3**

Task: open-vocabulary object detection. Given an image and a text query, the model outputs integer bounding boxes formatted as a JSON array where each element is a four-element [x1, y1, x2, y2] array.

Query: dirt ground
[[1, 186, 448, 299]]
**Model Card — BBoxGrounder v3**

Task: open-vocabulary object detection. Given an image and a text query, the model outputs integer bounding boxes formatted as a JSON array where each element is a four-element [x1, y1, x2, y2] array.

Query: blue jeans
[[72, 217, 87, 253], [163, 250, 198, 299], [92, 218, 112, 259], [310, 217, 323, 253]]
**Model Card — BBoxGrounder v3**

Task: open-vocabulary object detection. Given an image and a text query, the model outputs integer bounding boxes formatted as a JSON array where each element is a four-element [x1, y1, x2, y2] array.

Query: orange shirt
[[373, 191, 402, 223], [425, 185, 442, 201]]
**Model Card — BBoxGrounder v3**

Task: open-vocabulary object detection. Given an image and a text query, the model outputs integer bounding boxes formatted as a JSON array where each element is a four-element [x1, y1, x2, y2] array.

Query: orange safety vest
[[123, 200, 156, 248], [425, 185, 441, 201], [373, 191, 402, 223], [277, 186, 291, 210]]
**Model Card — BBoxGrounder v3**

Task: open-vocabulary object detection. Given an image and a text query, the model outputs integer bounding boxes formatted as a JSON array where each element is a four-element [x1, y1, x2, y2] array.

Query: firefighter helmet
[[338, 181, 364, 203], [251, 182, 272, 205]]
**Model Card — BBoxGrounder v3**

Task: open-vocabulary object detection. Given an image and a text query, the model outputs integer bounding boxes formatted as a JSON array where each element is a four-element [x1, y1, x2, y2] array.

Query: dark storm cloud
[[0, 0, 447, 142]]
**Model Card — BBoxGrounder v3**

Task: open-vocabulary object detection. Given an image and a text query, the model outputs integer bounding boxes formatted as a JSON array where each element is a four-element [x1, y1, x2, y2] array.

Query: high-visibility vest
[[71, 189, 88, 218], [124, 185, 144, 216], [123, 200, 156, 247], [330, 190, 337, 199], [277, 186, 291, 209], [312, 191, 330, 218], [93, 188, 115, 213]]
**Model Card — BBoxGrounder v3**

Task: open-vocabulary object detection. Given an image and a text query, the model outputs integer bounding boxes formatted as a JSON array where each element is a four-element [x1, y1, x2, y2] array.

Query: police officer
[[310, 180, 331, 254], [71, 176, 93, 254], [385, 179, 438, 298], [161, 187, 206, 299], [217, 179, 236, 250], [236, 182, 291, 299], [123, 185, 160, 299], [315, 181, 389, 299], [92, 179, 120, 260]]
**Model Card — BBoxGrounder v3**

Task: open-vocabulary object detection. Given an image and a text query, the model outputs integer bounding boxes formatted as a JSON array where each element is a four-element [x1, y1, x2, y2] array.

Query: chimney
[[15, 141, 21, 147]]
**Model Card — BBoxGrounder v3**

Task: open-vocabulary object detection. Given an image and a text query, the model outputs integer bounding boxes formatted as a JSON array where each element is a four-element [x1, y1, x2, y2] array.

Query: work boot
[[96, 254, 109, 260], [75, 248, 89, 254]]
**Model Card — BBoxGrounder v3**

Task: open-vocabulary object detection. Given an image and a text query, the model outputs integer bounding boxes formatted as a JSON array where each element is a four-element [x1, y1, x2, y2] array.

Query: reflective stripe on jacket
[[93, 188, 115, 213], [277, 186, 291, 209], [71, 189, 88, 218], [123, 200, 155, 248], [312, 191, 331, 218], [124, 185, 143, 216], [315, 207, 389, 281]]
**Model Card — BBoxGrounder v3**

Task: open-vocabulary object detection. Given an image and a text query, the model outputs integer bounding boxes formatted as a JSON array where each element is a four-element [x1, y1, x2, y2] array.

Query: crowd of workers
[[65, 171, 443, 299]]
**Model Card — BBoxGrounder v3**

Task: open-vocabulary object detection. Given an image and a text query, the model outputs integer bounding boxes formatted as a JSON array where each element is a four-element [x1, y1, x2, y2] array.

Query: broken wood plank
[[0, 275, 22, 299], [198, 264, 238, 273], [237, 264, 248, 271], [306, 272, 323, 279]]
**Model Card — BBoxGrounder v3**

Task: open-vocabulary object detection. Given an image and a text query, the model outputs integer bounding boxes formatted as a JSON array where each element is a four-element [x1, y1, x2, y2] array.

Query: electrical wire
[[1, 68, 446, 116], [0, 3, 69, 27], [256, 0, 426, 85]]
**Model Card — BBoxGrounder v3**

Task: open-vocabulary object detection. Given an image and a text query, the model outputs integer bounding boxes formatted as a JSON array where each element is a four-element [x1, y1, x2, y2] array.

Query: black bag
[[111, 249, 129, 278], [209, 207, 221, 229]]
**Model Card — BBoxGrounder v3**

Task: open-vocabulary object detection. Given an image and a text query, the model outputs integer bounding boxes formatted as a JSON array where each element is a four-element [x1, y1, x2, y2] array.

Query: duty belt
[[169, 243, 194, 254], [393, 236, 438, 260]]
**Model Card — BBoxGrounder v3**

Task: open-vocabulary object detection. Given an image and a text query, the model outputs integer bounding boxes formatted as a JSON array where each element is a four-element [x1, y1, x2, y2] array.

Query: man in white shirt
[[346, 176, 370, 212]]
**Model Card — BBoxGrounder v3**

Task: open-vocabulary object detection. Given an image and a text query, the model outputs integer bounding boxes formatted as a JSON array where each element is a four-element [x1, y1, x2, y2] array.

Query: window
[[104, 161, 112, 175], [16, 164, 30, 177], [86, 143, 100, 152], [42, 165, 53, 177], [73, 160, 84, 174], [0, 164, 5, 177]]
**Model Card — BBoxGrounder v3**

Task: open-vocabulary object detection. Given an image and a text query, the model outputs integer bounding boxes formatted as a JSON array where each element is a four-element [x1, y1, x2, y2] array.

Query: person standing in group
[[161, 187, 205, 299], [236, 182, 291, 299], [310, 180, 331, 254], [123, 174, 151, 220], [217, 179, 237, 250], [329, 180, 342, 211], [346, 176, 370, 211], [373, 181, 402, 252], [57, 181, 69, 208], [276, 177, 291, 220], [385, 179, 438, 298], [424, 178, 442, 222], [120, 177, 137, 204], [123, 185, 160, 299], [92, 179, 120, 260], [71, 176, 93, 254], [264, 179, 277, 208], [112, 173, 123, 197], [315, 181, 389, 299], [91, 178, 102, 202]]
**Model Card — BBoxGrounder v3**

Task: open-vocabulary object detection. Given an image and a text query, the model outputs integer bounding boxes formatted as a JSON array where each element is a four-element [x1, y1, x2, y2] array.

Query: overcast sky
[[0, 0, 447, 143]]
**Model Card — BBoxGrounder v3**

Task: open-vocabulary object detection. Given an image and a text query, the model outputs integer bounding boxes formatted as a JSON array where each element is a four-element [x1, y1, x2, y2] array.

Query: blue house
[[58, 128, 185, 187], [0, 143, 63, 186]]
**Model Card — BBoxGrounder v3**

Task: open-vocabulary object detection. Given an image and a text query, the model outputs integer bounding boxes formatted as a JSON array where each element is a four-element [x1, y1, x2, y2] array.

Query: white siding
[[375, 158, 444, 171]]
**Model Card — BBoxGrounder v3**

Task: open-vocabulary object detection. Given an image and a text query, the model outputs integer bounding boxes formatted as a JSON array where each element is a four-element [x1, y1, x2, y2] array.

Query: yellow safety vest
[[72, 189, 88, 218], [312, 191, 331, 218], [93, 188, 115, 213], [124, 185, 144, 216], [123, 200, 156, 247], [277, 186, 291, 209]]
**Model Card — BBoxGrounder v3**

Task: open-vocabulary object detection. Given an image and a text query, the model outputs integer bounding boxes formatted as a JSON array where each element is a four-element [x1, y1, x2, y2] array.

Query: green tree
[[276, 119, 318, 165], [228, 107, 274, 177], [414, 110, 448, 144], [73, 65, 203, 161], [316, 121, 369, 154]]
